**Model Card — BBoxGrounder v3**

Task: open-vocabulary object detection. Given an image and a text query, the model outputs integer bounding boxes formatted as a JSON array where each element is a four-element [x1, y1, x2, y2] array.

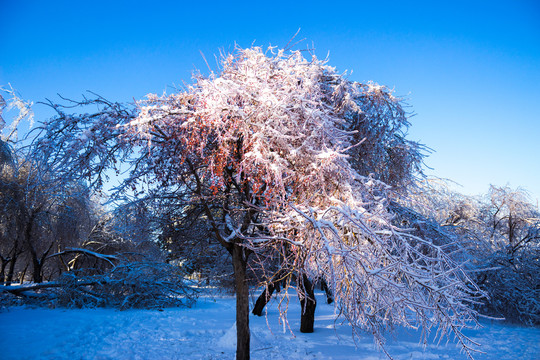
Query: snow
[[0, 290, 538, 360]]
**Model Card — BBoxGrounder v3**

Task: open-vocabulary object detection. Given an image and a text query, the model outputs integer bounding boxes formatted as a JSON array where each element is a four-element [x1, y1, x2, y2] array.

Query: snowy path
[[1, 290, 538, 359]]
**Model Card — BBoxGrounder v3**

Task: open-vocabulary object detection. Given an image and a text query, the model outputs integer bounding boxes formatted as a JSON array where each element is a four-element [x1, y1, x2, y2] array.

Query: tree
[[473, 186, 540, 324], [0, 165, 25, 285], [1, 86, 101, 285], [0, 86, 35, 285], [405, 180, 540, 325], [0, 151, 98, 284], [481, 186, 539, 257], [34, 46, 483, 359]]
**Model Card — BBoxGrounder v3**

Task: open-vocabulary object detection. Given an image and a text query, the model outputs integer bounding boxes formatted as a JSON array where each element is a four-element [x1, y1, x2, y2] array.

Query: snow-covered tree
[[405, 180, 540, 325], [1, 87, 109, 285], [481, 186, 539, 256], [33, 46, 483, 360], [470, 186, 539, 324]]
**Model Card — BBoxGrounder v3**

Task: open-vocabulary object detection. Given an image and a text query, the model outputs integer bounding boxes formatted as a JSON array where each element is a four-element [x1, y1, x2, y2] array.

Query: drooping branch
[[46, 247, 119, 267]]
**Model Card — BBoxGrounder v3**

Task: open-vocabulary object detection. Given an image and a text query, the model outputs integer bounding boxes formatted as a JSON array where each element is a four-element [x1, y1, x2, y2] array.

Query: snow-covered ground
[[1, 290, 538, 360]]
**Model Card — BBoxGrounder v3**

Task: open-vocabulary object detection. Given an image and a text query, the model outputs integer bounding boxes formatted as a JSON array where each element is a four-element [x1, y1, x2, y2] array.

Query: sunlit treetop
[[131, 46, 424, 208]]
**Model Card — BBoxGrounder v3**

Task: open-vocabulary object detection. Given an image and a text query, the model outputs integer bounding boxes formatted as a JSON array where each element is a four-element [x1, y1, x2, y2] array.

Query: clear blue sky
[[1, 0, 539, 202]]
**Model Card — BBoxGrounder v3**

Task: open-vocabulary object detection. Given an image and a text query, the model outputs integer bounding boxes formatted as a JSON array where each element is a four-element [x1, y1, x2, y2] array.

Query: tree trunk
[[232, 244, 250, 360], [19, 264, 28, 284], [5, 237, 21, 286], [29, 241, 54, 284], [321, 278, 334, 304], [298, 274, 316, 333], [32, 257, 43, 284], [0, 257, 6, 286], [252, 282, 277, 316], [5, 254, 17, 286]]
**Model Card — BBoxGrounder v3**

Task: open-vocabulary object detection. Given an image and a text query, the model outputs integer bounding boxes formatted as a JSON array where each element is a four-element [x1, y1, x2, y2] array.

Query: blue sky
[[1, 0, 539, 202]]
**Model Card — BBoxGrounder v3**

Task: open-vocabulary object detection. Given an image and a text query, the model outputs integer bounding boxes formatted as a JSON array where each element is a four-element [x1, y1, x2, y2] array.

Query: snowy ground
[[1, 290, 538, 360]]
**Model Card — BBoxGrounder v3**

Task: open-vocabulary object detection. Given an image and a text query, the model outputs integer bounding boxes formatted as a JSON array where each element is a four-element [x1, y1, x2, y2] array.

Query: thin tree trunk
[[19, 264, 28, 284], [25, 212, 43, 283], [321, 278, 334, 304], [252, 282, 277, 316], [5, 237, 21, 286], [0, 257, 6, 286], [5, 254, 17, 286], [232, 244, 250, 360], [298, 274, 316, 333]]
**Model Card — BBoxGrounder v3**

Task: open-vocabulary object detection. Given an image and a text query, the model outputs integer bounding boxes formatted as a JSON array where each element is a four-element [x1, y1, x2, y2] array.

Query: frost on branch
[[32, 95, 136, 190], [127, 46, 484, 357], [0, 84, 34, 143]]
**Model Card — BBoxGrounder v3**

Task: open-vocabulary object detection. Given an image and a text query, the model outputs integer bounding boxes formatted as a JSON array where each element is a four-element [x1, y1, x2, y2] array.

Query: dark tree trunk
[[232, 244, 250, 360], [321, 278, 334, 304], [298, 274, 316, 333], [19, 264, 28, 284], [30, 246, 53, 284], [5, 254, 17, 286], [25, 212, 42, 283], [0, 257, 7, 285], [252, 282, 277, 316], [5, 238, 21, 286], [32, 257, 43, 283]]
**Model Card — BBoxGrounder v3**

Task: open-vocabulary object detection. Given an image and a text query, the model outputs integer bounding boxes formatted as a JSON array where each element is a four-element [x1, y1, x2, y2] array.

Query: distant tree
[[0, 86, 98, 284], [406, 180, 540, 325], [0, 86, 35, 284], [0, 150, 97, 284], [0, 160, 25, 285], [481, 186, 540, 257], [473, 186, 540, 324], [158, 201, 232, 283], [33, 46, 483, 360]]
